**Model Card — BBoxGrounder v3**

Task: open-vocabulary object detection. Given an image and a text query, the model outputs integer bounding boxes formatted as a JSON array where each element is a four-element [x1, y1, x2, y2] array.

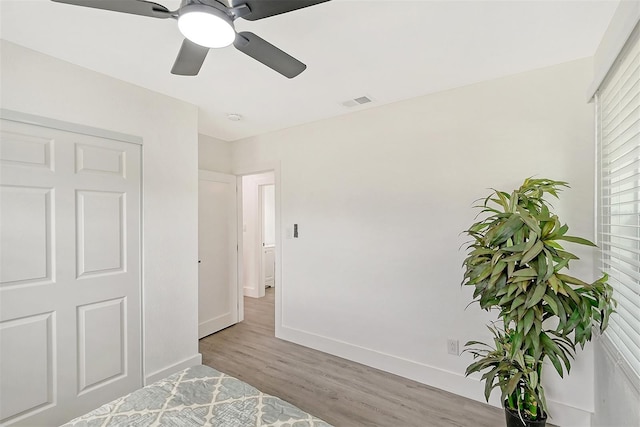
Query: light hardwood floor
[[199, 288, 506, 427]]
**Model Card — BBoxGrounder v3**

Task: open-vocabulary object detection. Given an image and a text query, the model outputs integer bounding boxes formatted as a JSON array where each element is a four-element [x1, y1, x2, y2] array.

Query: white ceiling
[[0, 0, 619, 141]]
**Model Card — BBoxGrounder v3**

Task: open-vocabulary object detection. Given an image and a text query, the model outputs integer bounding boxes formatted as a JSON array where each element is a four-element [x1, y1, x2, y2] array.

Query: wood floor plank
[[199, 288, 507, 427]]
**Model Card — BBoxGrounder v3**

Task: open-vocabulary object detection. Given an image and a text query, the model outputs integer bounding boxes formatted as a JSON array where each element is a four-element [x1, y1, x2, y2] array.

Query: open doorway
[[241, 171, 275, 299]]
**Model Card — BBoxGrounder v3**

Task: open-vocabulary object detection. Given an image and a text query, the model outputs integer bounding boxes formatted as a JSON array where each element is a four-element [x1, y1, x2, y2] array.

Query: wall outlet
[[447, 339, 460, 356]]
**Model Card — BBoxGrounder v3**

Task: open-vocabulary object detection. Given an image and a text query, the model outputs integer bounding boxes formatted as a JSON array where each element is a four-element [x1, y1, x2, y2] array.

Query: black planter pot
[[504, 406, 547, 427]]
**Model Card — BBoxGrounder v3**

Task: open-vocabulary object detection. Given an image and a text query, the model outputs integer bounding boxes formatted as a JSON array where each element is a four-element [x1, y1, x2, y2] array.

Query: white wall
[[233, 58, 597, 426], [593, 340, 640, 427], [199, 133, 232, 174], [242, 172, 275, 298], [0, 41, 201, 384]]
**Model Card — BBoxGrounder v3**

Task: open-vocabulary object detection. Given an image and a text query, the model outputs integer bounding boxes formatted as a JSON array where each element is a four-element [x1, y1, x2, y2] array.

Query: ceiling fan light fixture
[[178, 4, 235, 49]]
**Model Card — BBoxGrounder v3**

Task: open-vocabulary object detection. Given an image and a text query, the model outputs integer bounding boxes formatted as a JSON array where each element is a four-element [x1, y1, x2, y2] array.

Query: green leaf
[[531, 328, 541, 357], [464, 340, 492, 347], [564, 285, 582, 305], [512, 267, 537, 277], [491, 251, 503, 266], [546, 351, 564, 378], [556, 273, 590, 288], [521, 240, 544, 265], [543, 294, 558, 315], [556, 235, 597, 246], [511, 331, 524, 357], [505, 372, 523, 396], [490, 261, 507, 283], [470, 248, 495, 256], [526, 283, 548, 308], [547, 223, 568, 240], [544, 239, 565, 250], [506, 283, 519, 296], [557, 224, 569, 236], [496, 191, 511, 211], [538, 385, 549, 415], [472, 265, 493, 283], [507, 261, 516, 277], [496, 216, 525, 245], [498, 293, 515, 306], [553, 256, 571, 272], [555, 249, 579, 260], [541, 221, 554, 237], [553, 339, 573, 373], [484, 367, 499, 401], [566, 308, 582, 330], [517, 206, 542, 236], [523, 230, 539, 253], [508, 190, 518, 213], [536, 253, 548, 284], [511, 277, 532, 284], [548, 274, 562, 294], [523, 309, 535, 336], [511, 295, 526, 311], [529, 371, 539, 389], [543, 249, 555, 282], [502, 243, 528, 253]]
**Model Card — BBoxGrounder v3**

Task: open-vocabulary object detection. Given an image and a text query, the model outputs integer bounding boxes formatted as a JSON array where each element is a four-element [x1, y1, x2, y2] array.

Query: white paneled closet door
[[0, 119, 142, 426]]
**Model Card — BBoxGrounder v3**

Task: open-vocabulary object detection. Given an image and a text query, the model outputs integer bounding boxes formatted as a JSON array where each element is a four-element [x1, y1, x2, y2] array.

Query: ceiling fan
[[51, 0, 331, 78]]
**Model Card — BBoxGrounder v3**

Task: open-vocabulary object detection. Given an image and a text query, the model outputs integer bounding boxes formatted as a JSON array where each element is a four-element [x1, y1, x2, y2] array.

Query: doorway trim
[[235, 162, 282, 337], [258, 183, 276, 293], [0, 109, 142, 145], [242, 173, 274, 299]]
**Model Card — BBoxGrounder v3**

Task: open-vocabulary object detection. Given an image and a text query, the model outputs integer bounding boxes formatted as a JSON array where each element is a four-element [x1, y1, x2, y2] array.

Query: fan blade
[[234, 32, 306, 78], [51, 0, 172, 18], [171, 39, 209, 76], [235, 0, 330, 21]]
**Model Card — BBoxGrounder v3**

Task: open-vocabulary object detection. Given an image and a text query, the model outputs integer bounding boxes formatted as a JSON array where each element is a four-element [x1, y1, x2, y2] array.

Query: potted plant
[[461, 178, 616, 427]]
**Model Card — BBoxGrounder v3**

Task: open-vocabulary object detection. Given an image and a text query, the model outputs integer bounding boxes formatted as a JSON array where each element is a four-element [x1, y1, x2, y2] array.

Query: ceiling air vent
[[341, 95, 373, 108]]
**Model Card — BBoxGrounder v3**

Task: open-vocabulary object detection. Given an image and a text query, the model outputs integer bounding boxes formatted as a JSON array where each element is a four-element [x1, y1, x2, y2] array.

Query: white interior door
[[198, 171, 238, 339], [260, 184, 275, 289], [262, 247, 275, 288], [0, 119, 142, 426]]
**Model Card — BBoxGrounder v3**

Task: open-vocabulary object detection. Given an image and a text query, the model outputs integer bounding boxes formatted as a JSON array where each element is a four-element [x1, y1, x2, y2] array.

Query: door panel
[[198, 171, 238, 338], [77, 298, 125, 393], [0, 130, 52, 169], [0, 119, 141, 426], [76, 190, 125, 276], [0, 186, 52, 286], [75, 144, 125, 176], [0, 312, 54, 421]]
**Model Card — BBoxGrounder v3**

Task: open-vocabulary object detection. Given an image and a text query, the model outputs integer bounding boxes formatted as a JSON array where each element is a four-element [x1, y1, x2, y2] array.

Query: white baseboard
[[546, 400, 592, 427], [279, 325, 592, 427], [244, 286, 259, 298], [144, 353, 202, 385], [199, 314, 235, 339]]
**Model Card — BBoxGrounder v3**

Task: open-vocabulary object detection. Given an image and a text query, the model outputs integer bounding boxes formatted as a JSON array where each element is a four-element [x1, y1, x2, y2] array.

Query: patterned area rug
[[62, 365, 332, 426]]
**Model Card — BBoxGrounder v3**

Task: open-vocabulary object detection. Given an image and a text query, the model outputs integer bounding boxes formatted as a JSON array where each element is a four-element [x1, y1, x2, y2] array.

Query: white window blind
[[597, 21, 640, 383]]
